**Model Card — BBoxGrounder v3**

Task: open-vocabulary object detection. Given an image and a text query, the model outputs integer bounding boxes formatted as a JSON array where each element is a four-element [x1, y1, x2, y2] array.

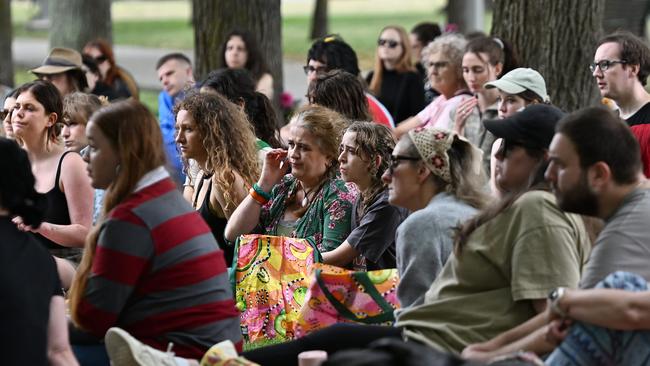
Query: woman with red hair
[[83, 39, 139, 100]]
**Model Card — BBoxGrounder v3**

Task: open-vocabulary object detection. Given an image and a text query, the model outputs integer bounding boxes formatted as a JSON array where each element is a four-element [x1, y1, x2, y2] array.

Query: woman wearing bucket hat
[[483, 67, 550, 197], [31, 47, 88, 97]]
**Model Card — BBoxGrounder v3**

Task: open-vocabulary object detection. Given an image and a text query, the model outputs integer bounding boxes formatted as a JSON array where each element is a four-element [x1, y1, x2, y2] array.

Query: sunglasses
[[0, 108, 10, 121], [303, 65, 328, 75], [94, 55, 108, 64], [377, 39, 400, 49], [589, 59, 627, 73], [388, 155, 420, 175]]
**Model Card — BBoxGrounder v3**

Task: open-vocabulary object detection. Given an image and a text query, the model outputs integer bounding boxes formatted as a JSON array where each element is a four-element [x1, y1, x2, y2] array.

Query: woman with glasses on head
[[220, 29, 274, 99], [321, 122, 407, 270], [367, 25, 425, 125], [11, 80, 94, 289], [225, 104, 356, 255], [83, 39, 140, 100]]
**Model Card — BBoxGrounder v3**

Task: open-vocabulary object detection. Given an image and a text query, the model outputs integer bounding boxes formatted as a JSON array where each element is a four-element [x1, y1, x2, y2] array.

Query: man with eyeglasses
[[592, 31, 650, 176]]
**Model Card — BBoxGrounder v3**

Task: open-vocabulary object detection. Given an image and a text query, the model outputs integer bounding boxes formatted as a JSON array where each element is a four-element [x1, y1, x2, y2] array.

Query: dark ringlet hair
[[307, 34, 361, 76], [15, 80, 63, 143], [219, 29, 270, 81], [308, 69, 372, 121], [201, 68, 283, 148], [0, 138, 47, 227], [557, 106, 642, 184]]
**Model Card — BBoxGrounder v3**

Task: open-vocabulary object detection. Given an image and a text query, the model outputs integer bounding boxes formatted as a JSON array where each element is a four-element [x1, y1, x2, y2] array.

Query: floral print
[[259, 175, 357, 253]]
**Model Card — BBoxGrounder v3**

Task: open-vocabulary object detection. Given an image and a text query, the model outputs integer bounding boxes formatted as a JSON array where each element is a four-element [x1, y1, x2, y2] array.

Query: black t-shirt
[[347, 190, 409, 271], [0, 217, 62, 366], [366, 70, 426, 124], [626, 102, 650, 127]]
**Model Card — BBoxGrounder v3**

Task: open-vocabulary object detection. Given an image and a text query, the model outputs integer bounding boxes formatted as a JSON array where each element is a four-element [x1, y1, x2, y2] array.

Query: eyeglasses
[[303, 65, 328, 75], [0, 108, 11, 120], [589, 59, 627, 73], [94, 55, 108, 64], [426, 61, 450, 70], [388, 155, 420, 174], [377, 39, 400, 49]]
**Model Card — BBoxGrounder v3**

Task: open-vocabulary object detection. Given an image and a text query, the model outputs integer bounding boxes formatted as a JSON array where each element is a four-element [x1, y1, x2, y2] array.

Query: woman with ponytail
[[68, 100, 241, 364], [0, 138, 78, 365]]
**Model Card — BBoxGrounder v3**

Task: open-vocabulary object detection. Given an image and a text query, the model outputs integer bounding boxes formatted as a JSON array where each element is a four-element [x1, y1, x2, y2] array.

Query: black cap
[[484, 104, 566, 150]]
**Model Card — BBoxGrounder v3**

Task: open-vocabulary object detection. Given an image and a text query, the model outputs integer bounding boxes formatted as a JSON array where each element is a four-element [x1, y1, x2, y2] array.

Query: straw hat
[[31, 47, 83, 75]]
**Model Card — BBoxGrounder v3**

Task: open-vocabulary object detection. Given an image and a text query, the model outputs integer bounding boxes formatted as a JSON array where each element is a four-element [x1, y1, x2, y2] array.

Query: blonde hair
[[69, 100, 167, 329], [422, 33, 468, 89], [62, 92, 103, 126], [369, 25, 416, 95], [175, 91, 260, 211]]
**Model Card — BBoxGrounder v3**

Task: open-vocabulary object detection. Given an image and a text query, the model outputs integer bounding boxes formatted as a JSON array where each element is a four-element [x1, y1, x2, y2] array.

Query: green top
[[396, 190, 591, 354], [259, 175, 357, 253]]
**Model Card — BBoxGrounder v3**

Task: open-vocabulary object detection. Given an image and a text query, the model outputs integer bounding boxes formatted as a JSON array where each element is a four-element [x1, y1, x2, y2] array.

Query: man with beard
[[462, 106, 650, 362]]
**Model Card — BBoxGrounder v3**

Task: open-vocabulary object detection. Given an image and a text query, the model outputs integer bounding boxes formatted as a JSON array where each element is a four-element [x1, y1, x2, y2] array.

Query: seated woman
[[225, 104, 356, 254], [0, 138, 78, 366], [83, 38, 140, 100], [394, 33, 481, 148], [68, 99, 241, 365], [174, 91, 261, 266], [308, 69, 373, 122], [2, 88, 18, 138], [11, 81, 94, 288], [220, 29, 273, 99], [31, 48, 88, 97], [366, 25, 425, 124], [322, 121, 408, 270]]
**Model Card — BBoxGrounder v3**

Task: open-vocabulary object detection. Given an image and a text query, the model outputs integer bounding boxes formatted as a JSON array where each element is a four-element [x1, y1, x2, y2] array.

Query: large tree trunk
[[0, 0, 13, 87], [603, 0, 649, 37], [309, 0, 328, 40], [447, 0, 485, 34], [193, 0, 283, 107], [49, 0, 112, 50], [491, 0, 605, 112]]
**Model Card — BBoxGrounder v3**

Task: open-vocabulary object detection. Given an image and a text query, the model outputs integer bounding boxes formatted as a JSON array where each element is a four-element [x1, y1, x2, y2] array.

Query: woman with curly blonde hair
[[174, 91, 260, 265]]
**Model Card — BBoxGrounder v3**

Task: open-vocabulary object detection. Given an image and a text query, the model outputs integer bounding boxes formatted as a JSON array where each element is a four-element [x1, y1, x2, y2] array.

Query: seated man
[[463, 107, 650, 361]]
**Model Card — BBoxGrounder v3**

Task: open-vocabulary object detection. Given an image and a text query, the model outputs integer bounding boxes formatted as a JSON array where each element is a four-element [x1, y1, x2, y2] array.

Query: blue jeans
[[72, 344, 110, 366], [546, 271, 650, 366]]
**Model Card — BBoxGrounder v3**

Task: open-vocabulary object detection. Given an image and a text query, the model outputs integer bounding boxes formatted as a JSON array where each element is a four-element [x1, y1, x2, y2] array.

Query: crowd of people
[[2, 21, 650, 366]]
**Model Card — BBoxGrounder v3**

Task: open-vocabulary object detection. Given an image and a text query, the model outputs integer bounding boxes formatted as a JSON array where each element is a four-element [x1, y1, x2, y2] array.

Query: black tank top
[[194, 175, 234, 266], [35, 151, 73, 251]]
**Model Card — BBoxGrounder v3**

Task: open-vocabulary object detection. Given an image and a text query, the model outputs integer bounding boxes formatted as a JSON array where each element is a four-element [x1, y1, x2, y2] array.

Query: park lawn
[[11, 1, 445, 66]]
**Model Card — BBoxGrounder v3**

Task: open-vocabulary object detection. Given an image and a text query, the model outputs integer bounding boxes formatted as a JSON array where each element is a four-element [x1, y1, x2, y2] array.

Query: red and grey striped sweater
[[75, 176, 242, 358]]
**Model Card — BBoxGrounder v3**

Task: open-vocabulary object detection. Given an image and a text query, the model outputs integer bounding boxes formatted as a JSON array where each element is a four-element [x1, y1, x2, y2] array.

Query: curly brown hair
[[174, 91, 260, 212]]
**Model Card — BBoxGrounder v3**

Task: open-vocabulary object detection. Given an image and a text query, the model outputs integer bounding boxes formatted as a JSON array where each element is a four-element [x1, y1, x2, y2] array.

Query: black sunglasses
[[377, 39, 400, 49], [0, 108, 10, 121], [94, 55, 108, 64], [388, 155, 420, 174]]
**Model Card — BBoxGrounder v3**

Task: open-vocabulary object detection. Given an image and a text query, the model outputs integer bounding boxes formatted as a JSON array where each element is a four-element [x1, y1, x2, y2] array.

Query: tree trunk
[[603, 0, 648, 37], [491, 0, 605, 112], [447, 0, 485, 34], [49, 0, 112, 50], [0, 0, 13, 87], [310, 0, 328, 40], [193, 0, 283, 107]]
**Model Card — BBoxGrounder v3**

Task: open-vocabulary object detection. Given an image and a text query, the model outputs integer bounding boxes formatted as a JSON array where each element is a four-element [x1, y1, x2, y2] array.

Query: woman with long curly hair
[[366, 25, 425, 124], [69, 99, 241, 364], [174, 91, 260, 265], [322, 121, 407, 270]]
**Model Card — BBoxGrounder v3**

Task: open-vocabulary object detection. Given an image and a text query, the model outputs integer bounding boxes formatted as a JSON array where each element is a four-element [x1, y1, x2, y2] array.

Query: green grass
[[11, 0, 447, 65]]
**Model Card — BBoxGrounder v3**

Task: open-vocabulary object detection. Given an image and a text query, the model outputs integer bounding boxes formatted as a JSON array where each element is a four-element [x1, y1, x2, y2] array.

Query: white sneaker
[[105, 327, 178, 366]]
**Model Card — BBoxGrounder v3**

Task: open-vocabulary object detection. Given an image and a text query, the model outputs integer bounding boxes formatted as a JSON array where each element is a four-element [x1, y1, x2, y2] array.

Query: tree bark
[[310, 0, 328, 40], [193, 0, 283, 106], [447, 0, 485, 34], [0, 0, 13, 87], [491, 0, 605, 112], [49, 0, 112, 50]]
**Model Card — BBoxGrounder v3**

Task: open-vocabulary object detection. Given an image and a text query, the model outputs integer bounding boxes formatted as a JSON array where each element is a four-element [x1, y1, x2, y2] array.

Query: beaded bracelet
[[249, 187, 269, 205], [252, 183, 272, 201]]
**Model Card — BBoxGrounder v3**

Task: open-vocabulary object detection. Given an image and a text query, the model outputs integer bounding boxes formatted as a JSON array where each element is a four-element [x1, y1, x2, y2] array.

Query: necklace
[[300, 183, 321, 208]]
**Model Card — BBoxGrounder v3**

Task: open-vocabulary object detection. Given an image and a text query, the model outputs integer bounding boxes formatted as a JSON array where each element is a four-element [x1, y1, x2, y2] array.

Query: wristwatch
[[548, 287, 567, 317]]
